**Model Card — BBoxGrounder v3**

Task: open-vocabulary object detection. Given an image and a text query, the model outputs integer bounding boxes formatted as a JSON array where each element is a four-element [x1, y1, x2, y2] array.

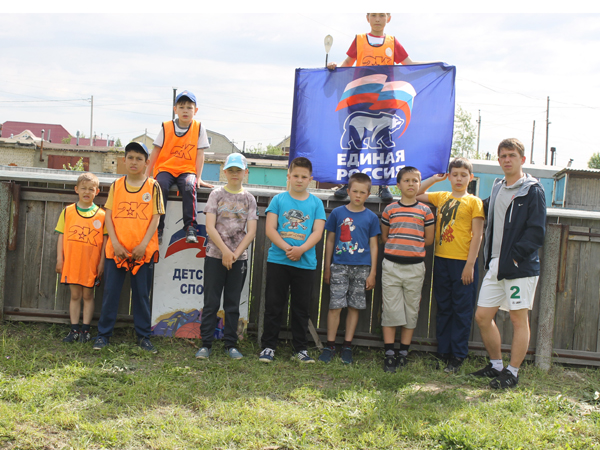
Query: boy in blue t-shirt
[[259, 157, 326, 363], [319, 173, 380, 364]]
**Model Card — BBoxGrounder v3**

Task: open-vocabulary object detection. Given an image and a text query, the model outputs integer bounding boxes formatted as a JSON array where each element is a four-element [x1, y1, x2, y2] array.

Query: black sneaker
[[490, 368, 519, 389], [92, 336, 109, 350], [334, 184, 349, 199], [396, 354, 407, 370], [158, 229, 163, 246], [79, 330, 92, 343], [444, 356, 464, 373], [469, 362, 502, 378], [185, 226, 198, 244], [340, 347, 353, 365], [378, 186, 393, 202], [383, 354, 398, 373], [62, 330, 80, 343], [138, 337, 158, 354]]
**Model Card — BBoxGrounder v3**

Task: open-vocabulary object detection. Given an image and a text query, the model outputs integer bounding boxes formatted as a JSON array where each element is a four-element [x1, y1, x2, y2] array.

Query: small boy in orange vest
[[93, 142, 165, 353], [56, 172, 107, 343], [146, 90, 213, 245], [328, 13, 431, 202]]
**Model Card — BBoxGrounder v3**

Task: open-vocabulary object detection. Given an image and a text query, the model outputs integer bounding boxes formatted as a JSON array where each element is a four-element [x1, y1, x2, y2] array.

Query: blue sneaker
[[92, 336, 109, 350], [294, 350, 315, 364], [195, 347, 211, 359], [318, 347, 335, 363], [227, 347, 243, 359], [138, 337, 158, 354], [340, 346, 353, 364], [259, 348, 275, 363]]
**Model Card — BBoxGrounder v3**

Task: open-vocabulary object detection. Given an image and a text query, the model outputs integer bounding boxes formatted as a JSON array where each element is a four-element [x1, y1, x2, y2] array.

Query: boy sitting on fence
[[380, 167, 434, 372], [259, 157, 326, 363], [93, 142, 165, 353], [195, 153, 258, 360], [55, 172, 107, 343], [417, 158, 484, 373], [319, 173, 380, 364]]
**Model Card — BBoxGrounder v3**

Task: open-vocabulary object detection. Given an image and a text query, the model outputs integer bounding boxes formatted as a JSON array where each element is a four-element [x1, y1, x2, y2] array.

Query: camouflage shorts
[[328, 264, 370, 310]]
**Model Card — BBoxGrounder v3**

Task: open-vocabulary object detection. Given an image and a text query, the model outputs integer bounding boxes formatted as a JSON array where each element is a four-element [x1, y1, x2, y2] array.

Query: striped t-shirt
[[381, 201, 435, 264]]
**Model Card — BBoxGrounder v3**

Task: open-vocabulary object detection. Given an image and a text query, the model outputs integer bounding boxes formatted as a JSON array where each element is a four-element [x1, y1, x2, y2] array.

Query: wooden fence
[[1, 168, 600, 366]]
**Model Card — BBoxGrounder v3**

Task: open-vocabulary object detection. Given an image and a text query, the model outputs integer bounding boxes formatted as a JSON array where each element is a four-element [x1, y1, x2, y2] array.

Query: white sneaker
[[259, 348, 275, 363]]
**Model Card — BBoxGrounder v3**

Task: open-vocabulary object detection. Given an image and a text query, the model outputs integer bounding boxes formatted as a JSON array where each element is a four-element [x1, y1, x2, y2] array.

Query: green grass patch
[[1, 322, 600, 449]]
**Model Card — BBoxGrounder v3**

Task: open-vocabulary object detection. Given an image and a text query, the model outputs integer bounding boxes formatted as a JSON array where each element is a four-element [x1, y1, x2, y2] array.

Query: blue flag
[[290, 64, 456, 185]]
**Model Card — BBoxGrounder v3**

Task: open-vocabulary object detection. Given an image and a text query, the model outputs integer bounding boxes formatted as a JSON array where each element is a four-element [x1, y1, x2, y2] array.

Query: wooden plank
[[309, 237, 324, 325], [249, 214, 267, 324], [4, 200, 27, 308], [369, 242, 384, 336], [413, 245, 434, 340], [553, 239, 580, 349], [38, 202, 63, 310], [355, 287, 373, 334], [573, 241, 600, 351], [21, 201, 45, 309]]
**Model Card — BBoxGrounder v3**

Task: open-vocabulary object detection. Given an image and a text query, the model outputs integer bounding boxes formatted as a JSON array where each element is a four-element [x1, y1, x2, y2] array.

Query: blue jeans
[[97, 258, 154, 340]]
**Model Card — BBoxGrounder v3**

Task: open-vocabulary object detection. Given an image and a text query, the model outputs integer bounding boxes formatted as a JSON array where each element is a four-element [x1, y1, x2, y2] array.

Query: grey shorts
[[329, 264, 370, 310], [381, 259, 425, 328]]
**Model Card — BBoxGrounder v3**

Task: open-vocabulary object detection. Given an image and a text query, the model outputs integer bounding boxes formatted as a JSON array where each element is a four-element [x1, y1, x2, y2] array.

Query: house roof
[[1, 121, 71, 143], [553, 167, 600, 178]]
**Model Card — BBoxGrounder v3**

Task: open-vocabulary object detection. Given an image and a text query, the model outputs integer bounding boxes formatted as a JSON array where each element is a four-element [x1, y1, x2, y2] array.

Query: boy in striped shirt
[[380, 167, 434, 372]]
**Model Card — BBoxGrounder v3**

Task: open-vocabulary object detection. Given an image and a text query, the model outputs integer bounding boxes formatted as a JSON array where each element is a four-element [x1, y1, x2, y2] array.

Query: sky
[[1, 11, 599, 169]]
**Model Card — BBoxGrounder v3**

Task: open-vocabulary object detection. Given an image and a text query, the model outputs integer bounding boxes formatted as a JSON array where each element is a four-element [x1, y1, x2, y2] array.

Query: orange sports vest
[[61, 204, 106, 288], [153, 120, 201, 177], [356, 34, 395, 67], [105, 177, 159, 267]]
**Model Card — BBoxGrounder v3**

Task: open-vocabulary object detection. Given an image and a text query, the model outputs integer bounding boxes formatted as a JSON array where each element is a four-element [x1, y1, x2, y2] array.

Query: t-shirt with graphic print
[[427, 191, 484, 261], [266, 191, 326, 270], [203, 186, 258, 261], [325, 205, 380, 266]]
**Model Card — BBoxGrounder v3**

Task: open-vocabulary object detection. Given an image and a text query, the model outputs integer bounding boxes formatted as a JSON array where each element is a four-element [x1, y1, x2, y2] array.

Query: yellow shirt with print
[[427, 192, 484, 260]]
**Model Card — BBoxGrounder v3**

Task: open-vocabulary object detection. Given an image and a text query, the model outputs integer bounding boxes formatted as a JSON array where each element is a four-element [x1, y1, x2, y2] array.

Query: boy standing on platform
[[56, 172, 107, 343], [195, 153, 258, 360], [93, 142, 165, 353], [319, 173, 380, 364], [146, 90, 213, 245], [381, 167, 434, 372], [417, 158, 485, 373], [259, 157, 326, 363]]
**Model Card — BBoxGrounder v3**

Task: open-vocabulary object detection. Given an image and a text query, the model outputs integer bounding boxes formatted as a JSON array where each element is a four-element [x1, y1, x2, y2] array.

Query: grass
[[1, 322, 600, 449]]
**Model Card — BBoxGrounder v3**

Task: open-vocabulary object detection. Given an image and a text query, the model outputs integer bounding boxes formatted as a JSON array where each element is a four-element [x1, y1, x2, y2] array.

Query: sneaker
[[227, 347, 243, 359], [195, 347, 211, 359], [490, 368, 519, 390], [62, 330, 80, 343], [444, 356, 465, 374], [92, 336, 109, 350], [295, 350, 315, 363], [138, 337, 158, 354], [378, 186, 393, 202], [259, 348, 275, 363], [79, 330, 92, 344], [340, 347, 353, 364], [469, 362, 502, 378], [397, 354, 407, 369], [334, 184, 349, 199], [383, 354, 398, 373], [318, 347, 336, 363], [158, 229, 163, 246], [185, 226, 198, 244]]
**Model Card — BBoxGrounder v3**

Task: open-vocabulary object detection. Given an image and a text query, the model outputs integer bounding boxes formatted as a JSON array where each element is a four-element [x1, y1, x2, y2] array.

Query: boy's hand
[[461, 263, 475, 285], [197, 179, 214, 189], [113, 242, 129, 260], [366, 273, 376, 290], [323, 267, 331, 284], [285, 246, 305, 262], [327, 62, 337, 70], [432, 173, 448, 182], [97, 261, 105, 280], [222, 250, 236, 270], [55, 259, 63, 274], [131, 243, 147, 261]]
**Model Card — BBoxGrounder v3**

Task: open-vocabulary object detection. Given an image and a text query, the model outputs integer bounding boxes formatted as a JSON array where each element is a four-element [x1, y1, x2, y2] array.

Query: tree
[[62, 136, 72, 144], [63, 157, 85, 171], [115, 138, 122, 148], [588, 152, 600, 169], [451, 105, 477, 158]]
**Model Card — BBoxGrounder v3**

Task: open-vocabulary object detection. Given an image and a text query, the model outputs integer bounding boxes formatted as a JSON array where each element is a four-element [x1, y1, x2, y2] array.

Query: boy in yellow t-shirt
[[55, 172, 107, 343], [417, 157, 484, 373]]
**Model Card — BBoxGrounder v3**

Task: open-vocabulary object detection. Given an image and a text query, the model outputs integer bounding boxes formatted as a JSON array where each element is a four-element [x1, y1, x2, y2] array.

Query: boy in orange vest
[[93, 142, 165, 353], [146, 90, 213, 245], [56, 172, 107, 343], [328, 13, 430, 202]]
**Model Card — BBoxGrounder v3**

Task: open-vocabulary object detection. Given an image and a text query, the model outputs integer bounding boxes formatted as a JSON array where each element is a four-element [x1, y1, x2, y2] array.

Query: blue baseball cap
[[125, 141, 149, 156], [175, 90, 197, 104], [224, 153, 247, 170]]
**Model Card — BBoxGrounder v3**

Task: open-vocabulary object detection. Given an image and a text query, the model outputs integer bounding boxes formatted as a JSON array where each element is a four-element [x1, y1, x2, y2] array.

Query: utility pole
[[172, 88, 177, 120], [530, 120, 535, 164], [545, 96, 550, 165], [90, 95, 94, 147], [476, 110, 481, 156]]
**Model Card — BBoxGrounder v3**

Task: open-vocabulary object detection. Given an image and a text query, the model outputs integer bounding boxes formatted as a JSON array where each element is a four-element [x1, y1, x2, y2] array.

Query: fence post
[[535, 223, 562, 371], [0, 182, 12, 320]]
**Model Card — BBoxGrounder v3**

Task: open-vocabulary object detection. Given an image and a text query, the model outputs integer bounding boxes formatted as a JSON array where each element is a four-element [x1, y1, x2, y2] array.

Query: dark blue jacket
[[483, 174, 546, 280]]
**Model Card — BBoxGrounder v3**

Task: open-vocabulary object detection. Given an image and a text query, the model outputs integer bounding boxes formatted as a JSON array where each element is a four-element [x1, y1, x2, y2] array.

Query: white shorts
[[477, 257, 539, 311]]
